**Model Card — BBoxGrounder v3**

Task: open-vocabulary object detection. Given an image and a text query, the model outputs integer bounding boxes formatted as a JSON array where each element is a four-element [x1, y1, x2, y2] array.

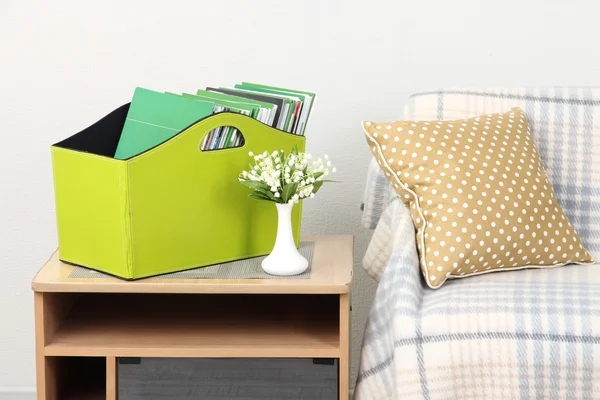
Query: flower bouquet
[[239, 147, 335, 275]]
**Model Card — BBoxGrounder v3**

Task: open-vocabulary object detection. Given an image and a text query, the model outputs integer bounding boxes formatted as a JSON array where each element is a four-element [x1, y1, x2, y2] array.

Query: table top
[[32, 235, 353, 294]]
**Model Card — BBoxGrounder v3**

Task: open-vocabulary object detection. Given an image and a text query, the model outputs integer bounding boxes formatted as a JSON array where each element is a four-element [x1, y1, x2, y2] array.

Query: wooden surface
[[44, 293, 340, 359], [106, 357, 118, 400], [32, 235, 353, 294], [338, 293, 350, 400]]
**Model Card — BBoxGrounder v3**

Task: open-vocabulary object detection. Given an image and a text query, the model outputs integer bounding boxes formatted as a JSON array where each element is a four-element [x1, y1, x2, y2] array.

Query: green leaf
[[240, 180, 270, 191], [312, 180, 324, 194], [253, 189, 285, 203], [312, 172, 324, 180], [267, 191, 285, 203], [262, 189, 277, 200], [248, 187, 283, 203], [282, 182, 299, 203], [253, 188, 275, 198], [249, 193, 275, 202], [291, 145, 298, 156], [250, 191, 270, 199]]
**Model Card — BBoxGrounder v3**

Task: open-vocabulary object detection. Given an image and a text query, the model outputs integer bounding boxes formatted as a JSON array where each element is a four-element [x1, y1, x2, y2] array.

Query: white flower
[[240, 149, 335, 202]]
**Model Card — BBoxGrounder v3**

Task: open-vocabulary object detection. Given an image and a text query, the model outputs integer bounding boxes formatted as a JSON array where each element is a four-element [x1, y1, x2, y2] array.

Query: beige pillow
[[363, 107, 593, 289]]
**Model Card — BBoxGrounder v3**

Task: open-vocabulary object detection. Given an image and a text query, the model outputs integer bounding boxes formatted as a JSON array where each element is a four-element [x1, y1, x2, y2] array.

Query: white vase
[[262, 202, 308, 276]]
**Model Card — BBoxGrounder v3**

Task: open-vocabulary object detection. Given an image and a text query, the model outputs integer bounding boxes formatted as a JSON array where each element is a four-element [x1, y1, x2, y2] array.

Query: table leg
[[35, 292, 51, 400], [339, 293, 350, 399], [106, 356, 118, 400], [34, 292, 77, 400]]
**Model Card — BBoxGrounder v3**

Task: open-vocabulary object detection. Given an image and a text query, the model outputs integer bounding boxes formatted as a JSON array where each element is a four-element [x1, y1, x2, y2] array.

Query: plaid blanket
[[356, 88, 600, 399]]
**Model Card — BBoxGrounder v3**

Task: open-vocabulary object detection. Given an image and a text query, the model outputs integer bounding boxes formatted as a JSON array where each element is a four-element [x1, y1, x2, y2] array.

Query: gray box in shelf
[[118, 358, 337, 400]]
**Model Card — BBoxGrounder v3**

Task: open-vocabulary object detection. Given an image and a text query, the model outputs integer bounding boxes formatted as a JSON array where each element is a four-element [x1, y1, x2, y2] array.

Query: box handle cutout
[[200, 126, 245, 152]]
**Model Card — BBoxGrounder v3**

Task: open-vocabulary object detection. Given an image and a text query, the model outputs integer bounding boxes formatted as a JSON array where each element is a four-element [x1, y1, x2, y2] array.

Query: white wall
[[1, 0, 599, 395]]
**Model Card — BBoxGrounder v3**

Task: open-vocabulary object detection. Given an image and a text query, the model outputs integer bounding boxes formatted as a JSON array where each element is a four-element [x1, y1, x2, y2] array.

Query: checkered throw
[[356, 88, 600, 399]]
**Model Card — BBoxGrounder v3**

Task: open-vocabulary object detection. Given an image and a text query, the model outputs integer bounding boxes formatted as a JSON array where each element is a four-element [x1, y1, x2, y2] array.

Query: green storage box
[[52, 105, 305, 279]]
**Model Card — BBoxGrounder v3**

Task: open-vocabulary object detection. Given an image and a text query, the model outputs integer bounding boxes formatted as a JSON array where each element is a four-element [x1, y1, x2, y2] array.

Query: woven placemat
[[68, 242, 314, 280]]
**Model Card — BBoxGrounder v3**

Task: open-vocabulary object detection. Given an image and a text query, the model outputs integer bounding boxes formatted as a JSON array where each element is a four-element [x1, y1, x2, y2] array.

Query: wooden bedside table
[[32, 235, 353, 400]]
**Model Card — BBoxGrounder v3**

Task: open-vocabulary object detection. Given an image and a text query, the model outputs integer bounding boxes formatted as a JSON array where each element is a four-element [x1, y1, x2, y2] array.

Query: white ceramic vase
[[262, 202, 308, 276]]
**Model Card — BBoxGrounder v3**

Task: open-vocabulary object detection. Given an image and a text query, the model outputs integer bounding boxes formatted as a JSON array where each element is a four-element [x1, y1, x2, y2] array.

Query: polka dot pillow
[[362, 107, 593, 289]]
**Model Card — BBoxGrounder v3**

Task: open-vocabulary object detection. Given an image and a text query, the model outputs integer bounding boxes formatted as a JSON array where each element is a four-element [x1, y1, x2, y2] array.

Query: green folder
[[202, 89, 277, 127], [191, 90, 262, 119], [233, 84, 301, 133], [239, 82, 316, 135], [114, 87, 214, 159], [221, 87, 295, 132]]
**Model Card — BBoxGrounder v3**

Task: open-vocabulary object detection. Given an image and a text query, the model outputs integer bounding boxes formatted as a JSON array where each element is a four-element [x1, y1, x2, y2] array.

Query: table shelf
[[45, 293, 340, 359]]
